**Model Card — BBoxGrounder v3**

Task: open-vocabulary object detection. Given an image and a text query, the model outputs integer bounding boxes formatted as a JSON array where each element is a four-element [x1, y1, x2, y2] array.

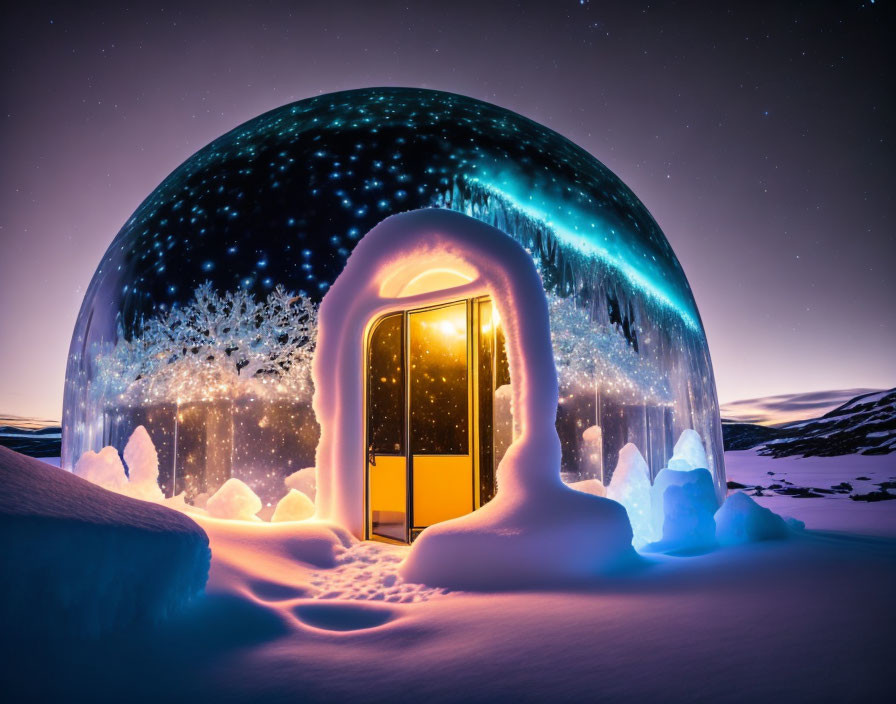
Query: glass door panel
[[408, 302, 473, 530], [408, 302, 469, 454], [365, 297, 504, 543], [366, 313, 407, 541], [369, 456, 407, 541]]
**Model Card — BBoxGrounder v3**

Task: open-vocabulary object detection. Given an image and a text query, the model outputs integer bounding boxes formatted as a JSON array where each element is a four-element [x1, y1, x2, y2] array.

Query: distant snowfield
[[725, 450, 896, 537], [3, 450, 894, 702]]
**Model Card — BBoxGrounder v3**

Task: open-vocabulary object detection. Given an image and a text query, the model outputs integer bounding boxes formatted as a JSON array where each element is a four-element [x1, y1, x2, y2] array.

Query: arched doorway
[[365, 296, 512, 543], [312, 208, 567, 544]]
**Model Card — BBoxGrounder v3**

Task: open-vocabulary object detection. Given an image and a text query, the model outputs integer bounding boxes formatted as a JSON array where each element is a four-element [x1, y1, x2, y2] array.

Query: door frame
[[364, 296, 490, 544]]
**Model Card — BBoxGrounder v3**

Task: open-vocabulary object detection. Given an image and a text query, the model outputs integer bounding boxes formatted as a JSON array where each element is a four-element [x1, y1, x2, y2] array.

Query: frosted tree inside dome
[[93, 282, 317, 405], [84, 283, 318, 502], [62, 86, 726, 505]]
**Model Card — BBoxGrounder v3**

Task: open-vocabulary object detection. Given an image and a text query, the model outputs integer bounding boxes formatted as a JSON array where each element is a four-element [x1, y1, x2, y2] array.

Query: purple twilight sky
[[1, 0, 893, 420]]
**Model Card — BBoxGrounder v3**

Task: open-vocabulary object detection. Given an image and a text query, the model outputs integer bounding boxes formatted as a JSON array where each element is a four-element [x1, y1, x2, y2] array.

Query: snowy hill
[[720, 420, 788, 451], [723, 388, 896, 457], [0, 446, 210, 638]]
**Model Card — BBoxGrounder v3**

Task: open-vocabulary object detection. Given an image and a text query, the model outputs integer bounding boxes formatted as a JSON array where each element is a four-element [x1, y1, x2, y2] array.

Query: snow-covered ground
[[0, 447, 209, 639], [725, 450, 896, 537], [1, 449, 894, 702]]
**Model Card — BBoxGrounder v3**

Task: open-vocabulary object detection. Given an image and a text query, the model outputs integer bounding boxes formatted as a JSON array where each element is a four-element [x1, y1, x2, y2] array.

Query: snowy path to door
[[308, 541, 450, 603]]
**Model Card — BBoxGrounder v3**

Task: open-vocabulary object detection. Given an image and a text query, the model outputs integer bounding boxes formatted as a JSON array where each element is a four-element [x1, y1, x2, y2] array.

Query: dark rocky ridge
[[723, 388, 895, 457], [0, 424, 61, 457]]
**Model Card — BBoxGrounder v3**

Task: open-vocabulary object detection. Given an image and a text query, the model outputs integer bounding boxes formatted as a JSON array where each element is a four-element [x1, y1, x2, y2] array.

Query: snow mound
[[73, 427, 166, 502], [401, 474, 637, 590], [284, 466, 317, 502], [122, 425, 164, 501], [0, 446, 209, 638], [715, 491, 790, 545], [648, 467, 718, 552], [272, 489, 315, 522], [206, 478, 263, 521], [73, 445, 127, 491], [582, 424, 603, 444], [607, 443, 653, 548], [668, 428, 711, 475], [580, 424, 603, 477], [567, 478, 606, 497]]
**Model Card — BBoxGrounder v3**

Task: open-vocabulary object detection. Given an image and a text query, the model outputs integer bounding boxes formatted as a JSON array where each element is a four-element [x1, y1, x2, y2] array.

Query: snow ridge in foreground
[[0, 447, 210, 638]]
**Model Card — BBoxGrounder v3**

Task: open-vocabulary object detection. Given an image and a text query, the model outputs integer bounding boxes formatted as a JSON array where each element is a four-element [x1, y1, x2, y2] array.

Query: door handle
[[368, 443, 376, 467]]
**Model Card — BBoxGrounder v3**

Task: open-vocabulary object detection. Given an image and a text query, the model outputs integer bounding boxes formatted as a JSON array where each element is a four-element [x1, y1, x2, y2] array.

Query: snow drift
[[206, 477, 263, 521], [400, 487, 637, 590], [606, 443, 653, 547], [74, 425, 165, 502], [648, 467, 718, 552], [667, 428, 711, 476], [122, 425, 164, 501], [0, 446, 209, 637], [272, 488, 316, 522], [73, 445, 128, 492], [568, 478, 607, 497], [285, 466, 317, 502], [715, 491, 791, 545]]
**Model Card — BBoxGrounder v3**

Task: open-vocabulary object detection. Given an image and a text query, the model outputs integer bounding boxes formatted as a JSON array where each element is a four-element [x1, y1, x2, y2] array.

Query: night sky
[[1, 0, 893, 420]]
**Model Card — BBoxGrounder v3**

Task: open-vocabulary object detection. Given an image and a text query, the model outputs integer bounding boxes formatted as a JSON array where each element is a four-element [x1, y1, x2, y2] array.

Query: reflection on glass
[[409, 302, 469, 454], [231, 398, 319, 503]]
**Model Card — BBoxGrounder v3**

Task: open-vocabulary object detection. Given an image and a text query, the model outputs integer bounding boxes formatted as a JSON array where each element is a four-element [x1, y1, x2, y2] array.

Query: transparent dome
[[62, 87, 725, 505]]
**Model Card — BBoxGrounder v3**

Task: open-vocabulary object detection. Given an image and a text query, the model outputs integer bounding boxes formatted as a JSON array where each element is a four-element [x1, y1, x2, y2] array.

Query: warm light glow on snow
[[397, 267, 476, 297]]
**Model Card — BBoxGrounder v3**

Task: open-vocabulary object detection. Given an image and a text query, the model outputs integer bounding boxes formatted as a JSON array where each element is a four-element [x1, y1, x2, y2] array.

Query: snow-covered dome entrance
[[63, 88, 726, 518], [315, 209, 575, 542]]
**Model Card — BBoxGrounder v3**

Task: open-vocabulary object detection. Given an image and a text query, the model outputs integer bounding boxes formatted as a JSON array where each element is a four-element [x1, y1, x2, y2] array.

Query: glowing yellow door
[[408, 302, 474, 534], [366, 299, 499, 543]]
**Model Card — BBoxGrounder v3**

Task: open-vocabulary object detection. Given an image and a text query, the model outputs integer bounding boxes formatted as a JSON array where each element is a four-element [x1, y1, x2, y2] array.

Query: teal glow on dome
[[83, 87, 700, 334], [461, 174, 699, 330]]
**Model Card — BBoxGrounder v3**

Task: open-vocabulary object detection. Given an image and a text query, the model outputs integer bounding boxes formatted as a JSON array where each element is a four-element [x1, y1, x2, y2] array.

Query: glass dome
[[62, 87, 725, 505]]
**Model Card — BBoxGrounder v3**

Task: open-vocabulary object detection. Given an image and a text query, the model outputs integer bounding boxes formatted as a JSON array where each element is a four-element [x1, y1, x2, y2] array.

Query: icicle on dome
[[62, 87, 725, 506]]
